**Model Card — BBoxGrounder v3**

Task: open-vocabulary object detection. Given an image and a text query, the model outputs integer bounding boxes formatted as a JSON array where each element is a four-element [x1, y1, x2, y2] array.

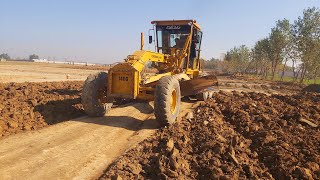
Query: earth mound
[[0, 81, 85, 137]]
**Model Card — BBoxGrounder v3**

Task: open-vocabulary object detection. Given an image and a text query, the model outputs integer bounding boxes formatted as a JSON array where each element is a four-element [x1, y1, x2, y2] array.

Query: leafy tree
[[268, 21, 288, 80], [0, 53, 10, 60], [224, 45, 251, 73], [275, 19, 295, 81], [202, 58, 219, 69], [252, 38, 271, 77], [252, 19, 296, 81], [29, 54, 39, 60], [201, 58, 227, 71], [292, 7, 320, 83]]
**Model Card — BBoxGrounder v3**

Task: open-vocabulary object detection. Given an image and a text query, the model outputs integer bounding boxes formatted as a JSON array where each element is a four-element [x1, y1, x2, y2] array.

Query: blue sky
[[1, 0, 319, 63]]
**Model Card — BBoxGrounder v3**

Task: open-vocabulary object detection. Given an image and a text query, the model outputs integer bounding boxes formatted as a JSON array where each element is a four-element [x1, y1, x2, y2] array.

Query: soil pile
[[100, 91, 319, 179], [0, 81, 84, 137]]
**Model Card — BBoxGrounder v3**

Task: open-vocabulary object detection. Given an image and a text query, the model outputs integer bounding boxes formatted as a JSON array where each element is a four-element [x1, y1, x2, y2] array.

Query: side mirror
[[149, 36, 153, 44]]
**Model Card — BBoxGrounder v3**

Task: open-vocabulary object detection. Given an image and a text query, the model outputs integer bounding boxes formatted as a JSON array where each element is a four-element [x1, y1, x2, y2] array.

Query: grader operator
[[81, 20, 218, 126]]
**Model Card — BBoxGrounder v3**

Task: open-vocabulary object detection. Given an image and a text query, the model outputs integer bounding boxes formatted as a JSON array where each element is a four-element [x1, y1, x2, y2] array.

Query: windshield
[[156, 25, 191, 54]]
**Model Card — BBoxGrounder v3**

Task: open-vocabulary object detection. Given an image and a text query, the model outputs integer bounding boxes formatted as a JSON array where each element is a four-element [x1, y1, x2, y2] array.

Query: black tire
[[81, 72, 113, 117], [154, 76, 181, 126]]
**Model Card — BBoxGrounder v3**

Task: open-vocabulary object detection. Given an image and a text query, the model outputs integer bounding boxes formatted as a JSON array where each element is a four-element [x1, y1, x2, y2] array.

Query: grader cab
[[151, 20, 202, 71], [81, 20, 218, 126]]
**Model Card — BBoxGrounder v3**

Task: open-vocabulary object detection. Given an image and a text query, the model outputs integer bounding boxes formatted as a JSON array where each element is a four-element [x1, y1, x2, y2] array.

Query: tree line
[[0, 53, 40, 61], [203, 7, 320, 83]]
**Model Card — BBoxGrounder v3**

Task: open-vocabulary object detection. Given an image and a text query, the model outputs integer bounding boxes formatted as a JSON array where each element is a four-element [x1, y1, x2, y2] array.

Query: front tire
[[81, 72, 113, 117], [154, 76, 181, 126]]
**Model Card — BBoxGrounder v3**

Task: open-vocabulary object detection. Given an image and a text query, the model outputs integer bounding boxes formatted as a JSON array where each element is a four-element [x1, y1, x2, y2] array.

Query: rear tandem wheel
[[81, 72, 113, 117]]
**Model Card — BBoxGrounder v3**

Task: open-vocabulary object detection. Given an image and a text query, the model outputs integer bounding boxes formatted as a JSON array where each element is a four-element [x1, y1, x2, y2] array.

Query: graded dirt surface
[[0, 61, 109, 83], [100, 91, 319, 180]]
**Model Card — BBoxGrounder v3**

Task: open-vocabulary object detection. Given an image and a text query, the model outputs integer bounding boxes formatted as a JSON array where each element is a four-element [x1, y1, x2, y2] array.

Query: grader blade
[[180, 75, 218, 96]]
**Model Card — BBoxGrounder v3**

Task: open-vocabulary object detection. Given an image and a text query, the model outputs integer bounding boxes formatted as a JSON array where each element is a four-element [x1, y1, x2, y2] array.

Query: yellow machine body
[[108, 50, 168, 100], [107, 20, 217, 101]]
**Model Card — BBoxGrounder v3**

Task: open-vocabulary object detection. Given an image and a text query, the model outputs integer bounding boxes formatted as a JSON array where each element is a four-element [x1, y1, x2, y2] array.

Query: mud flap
[[180, 75, 218, 96]]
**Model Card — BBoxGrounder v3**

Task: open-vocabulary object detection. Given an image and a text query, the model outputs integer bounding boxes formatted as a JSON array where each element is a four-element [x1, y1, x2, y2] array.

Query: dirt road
[[0, 101, 194, 180]]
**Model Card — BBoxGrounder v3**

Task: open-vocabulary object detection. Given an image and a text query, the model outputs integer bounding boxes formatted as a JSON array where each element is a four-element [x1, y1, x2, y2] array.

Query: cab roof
[[151, 19, 201, 30]]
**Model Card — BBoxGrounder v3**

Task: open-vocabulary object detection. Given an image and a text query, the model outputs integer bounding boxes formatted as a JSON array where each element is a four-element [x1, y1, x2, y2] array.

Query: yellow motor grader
[[81, 20, 218, 126]]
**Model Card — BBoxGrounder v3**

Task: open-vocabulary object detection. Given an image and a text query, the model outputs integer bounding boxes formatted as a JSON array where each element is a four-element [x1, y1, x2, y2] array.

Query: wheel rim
[[170, 89, 177, 114]]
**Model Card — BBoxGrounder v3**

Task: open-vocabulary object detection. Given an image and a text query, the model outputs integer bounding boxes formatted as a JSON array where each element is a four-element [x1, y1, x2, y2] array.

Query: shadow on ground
[[34, 92, 198, 131], [34, 98, 158, 130], [34, 98, 85, 125], [75, 116, 159, 131], [74, 102, 158, 130], [44, 89, 81, 95]]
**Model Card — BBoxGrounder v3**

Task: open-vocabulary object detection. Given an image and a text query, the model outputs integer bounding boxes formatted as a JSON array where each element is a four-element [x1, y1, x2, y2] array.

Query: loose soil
[[0, 81, 84, 137], [100, 91, 319, 179]]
